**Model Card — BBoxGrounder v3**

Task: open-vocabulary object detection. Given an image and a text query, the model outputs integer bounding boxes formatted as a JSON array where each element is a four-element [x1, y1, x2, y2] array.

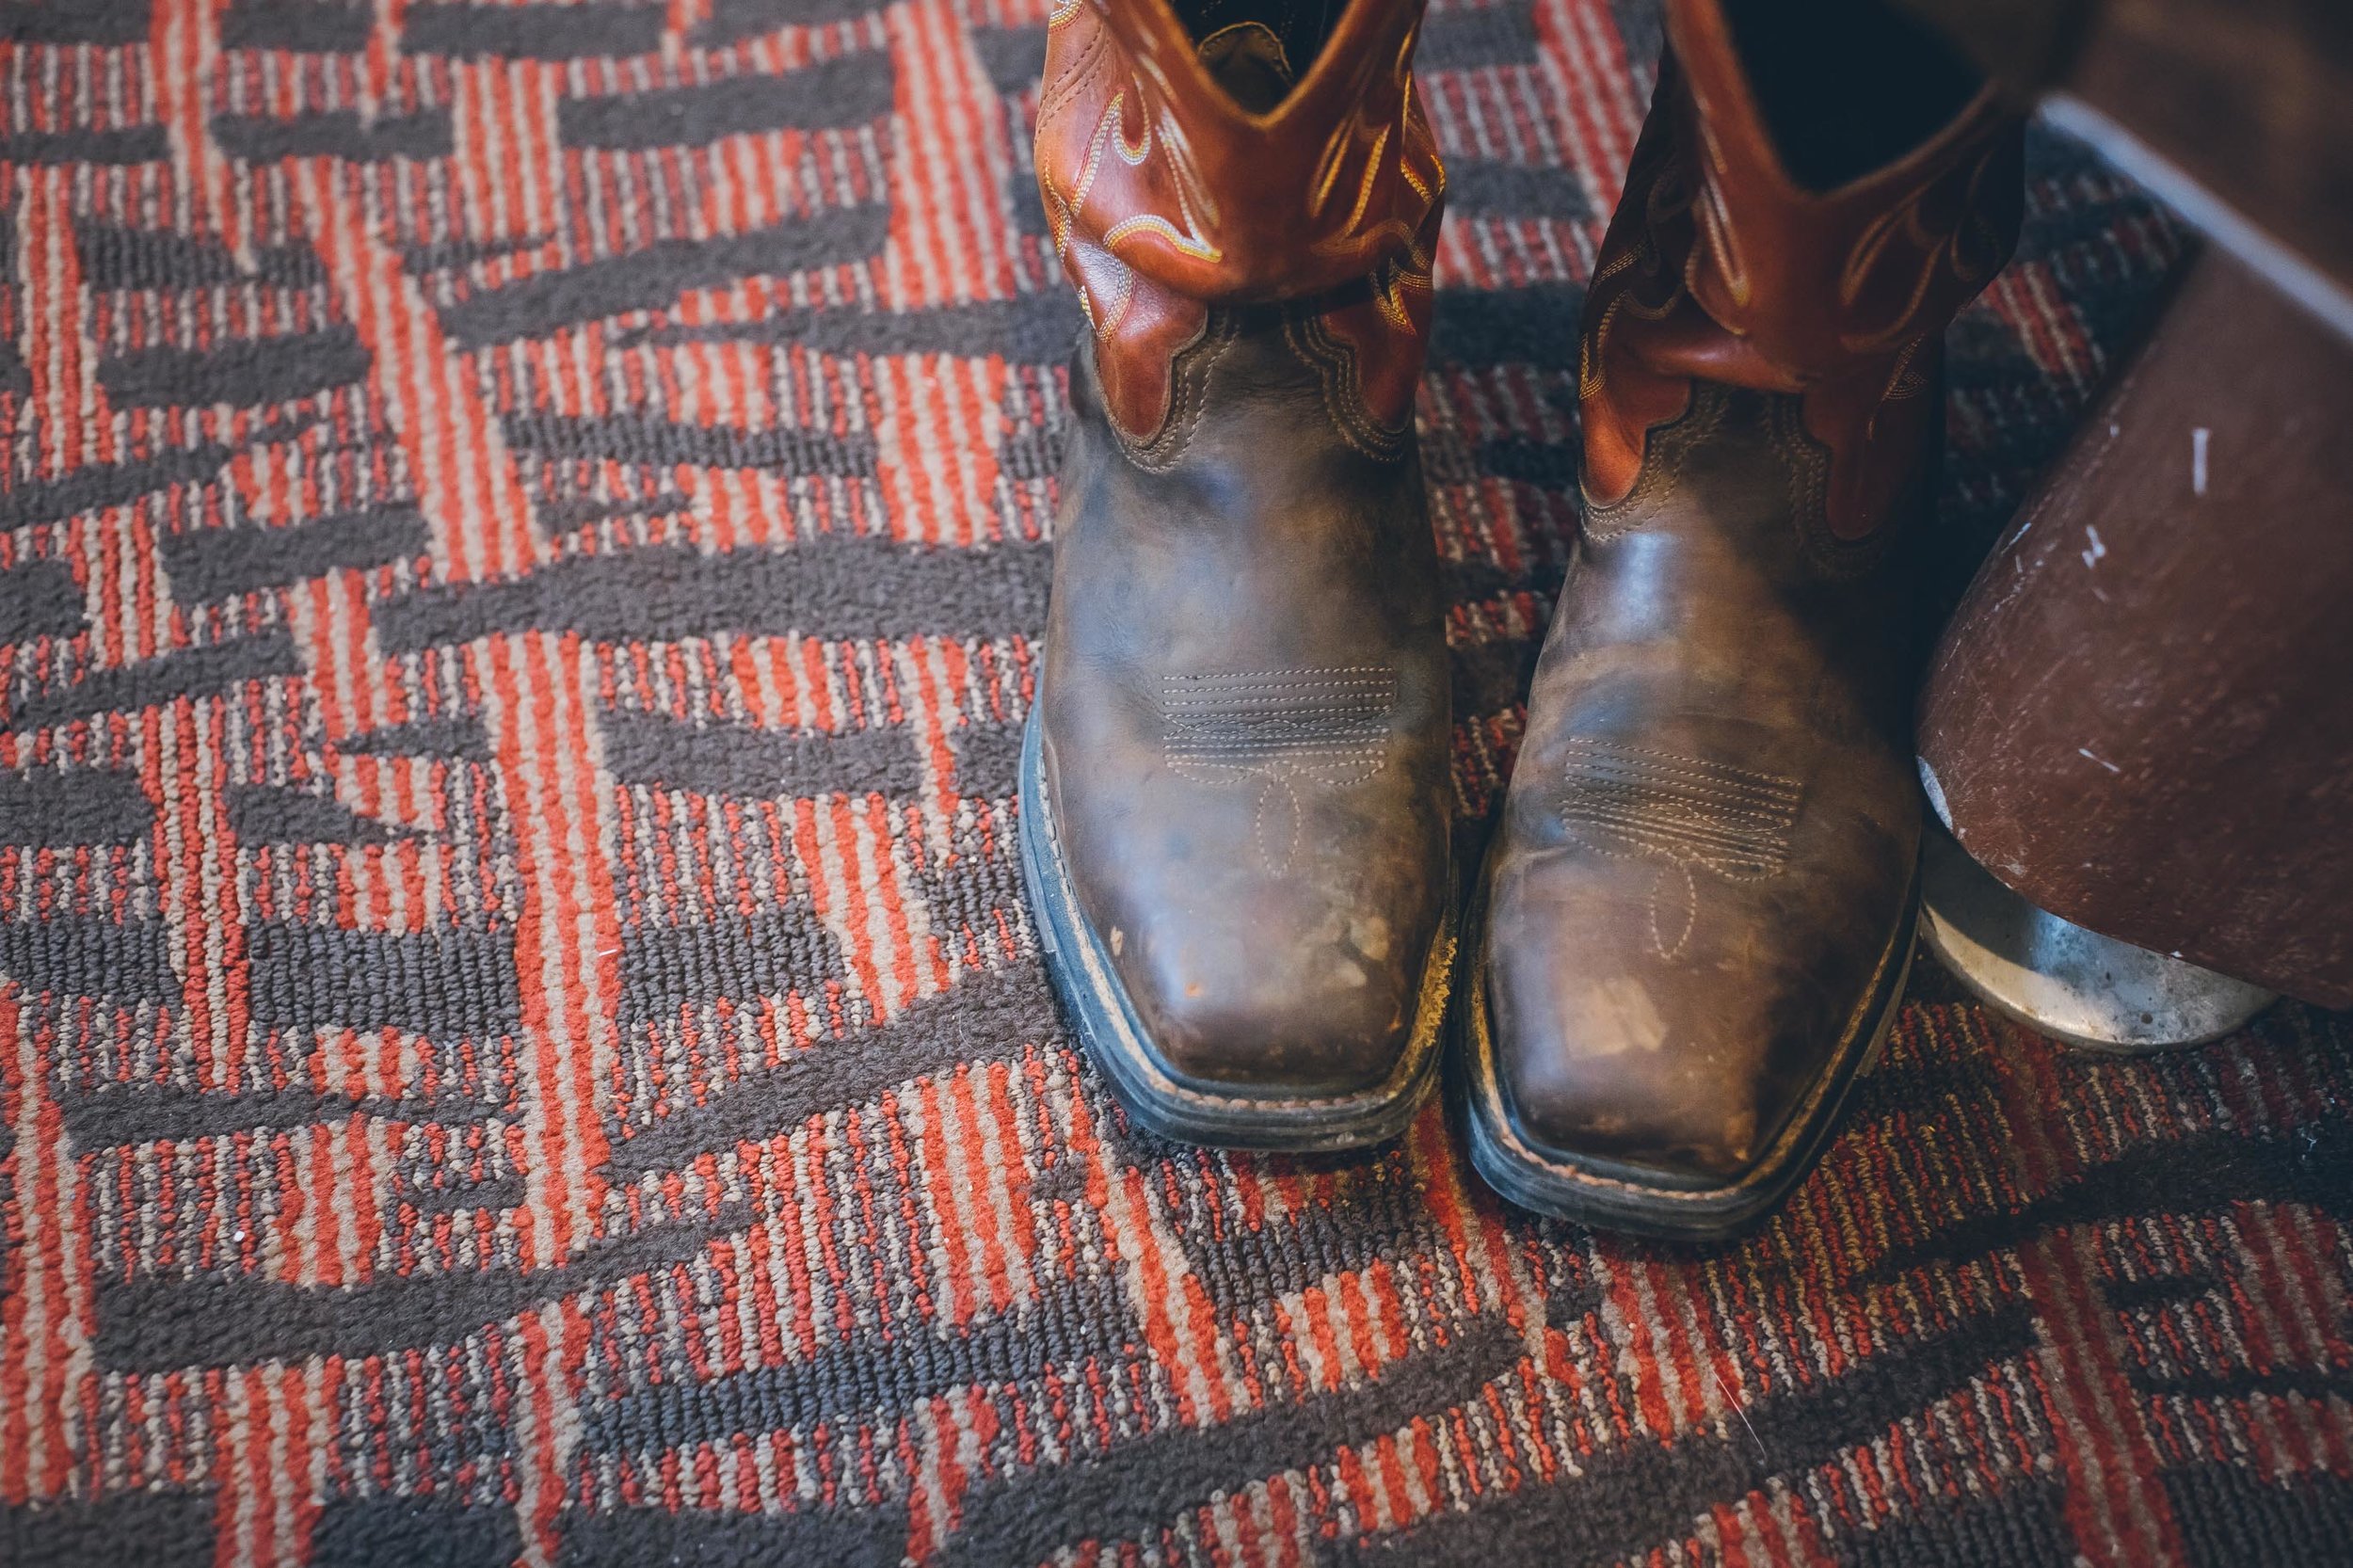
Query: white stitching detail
[[1556, 739, 1804, 959], [1161, 666, 1398, 874]]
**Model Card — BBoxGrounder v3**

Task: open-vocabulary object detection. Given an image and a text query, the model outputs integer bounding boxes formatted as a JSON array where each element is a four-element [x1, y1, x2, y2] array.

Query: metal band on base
[[1919, 824, 2276, 1055]]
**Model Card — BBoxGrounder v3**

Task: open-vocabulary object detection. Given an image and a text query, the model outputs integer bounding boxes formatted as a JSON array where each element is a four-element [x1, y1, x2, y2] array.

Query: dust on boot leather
[[1461, 0, 2024, 1233], [1018, 0, 1456, 1148]]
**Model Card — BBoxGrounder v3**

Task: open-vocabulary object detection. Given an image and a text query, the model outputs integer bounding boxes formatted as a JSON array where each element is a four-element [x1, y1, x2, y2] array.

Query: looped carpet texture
[[3, 0, 2350, 1564]]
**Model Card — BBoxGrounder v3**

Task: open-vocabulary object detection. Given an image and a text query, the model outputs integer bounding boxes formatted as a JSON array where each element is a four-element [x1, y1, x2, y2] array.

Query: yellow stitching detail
[[1309, 118, 1352, 219], [1112, 102, 1150, 165], [1338, 122, 1390, 234], [1103, 215, 1223, 263]]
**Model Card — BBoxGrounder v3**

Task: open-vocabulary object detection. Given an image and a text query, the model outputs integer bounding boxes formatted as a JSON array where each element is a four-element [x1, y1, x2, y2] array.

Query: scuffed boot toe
[[1117, 874, 1446, 1103]]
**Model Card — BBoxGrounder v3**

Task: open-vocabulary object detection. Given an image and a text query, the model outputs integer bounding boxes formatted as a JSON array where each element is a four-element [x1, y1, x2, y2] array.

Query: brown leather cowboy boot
[[1017, 0, 1455, 1146], [1460, 0, 2024, 1232]]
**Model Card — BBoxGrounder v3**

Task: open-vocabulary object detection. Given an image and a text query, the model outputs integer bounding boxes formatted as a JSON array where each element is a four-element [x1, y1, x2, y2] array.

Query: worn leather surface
[[1579, 1, 2022, 540], [1032, 0, 1451, 1102], [1040, 316, 1452, 1093], [1486, 386, 1922, 1179], [1034, 0, 1443, 448], [1479, 0, 2021, 1188]]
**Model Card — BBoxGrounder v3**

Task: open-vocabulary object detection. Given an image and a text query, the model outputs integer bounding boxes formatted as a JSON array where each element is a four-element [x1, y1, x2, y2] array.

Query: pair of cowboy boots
[[1019, 0, 2024, 1236]]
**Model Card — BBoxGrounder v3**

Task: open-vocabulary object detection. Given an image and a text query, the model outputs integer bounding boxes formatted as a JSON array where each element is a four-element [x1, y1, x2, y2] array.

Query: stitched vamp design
[[1556, 739, 1803, 960], [1558, 739, 1800, 876], [1161, 666, 1396, 872], [1161, 666, 1396, 764]]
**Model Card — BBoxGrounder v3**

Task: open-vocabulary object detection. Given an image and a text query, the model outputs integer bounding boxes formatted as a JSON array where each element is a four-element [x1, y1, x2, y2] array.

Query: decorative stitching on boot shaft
[[1117, 309, 1235, 472], [1578, 382, 1727, 541], [1575, 47, 2023, 543], [1282, 305, 1415, 463], [1035, 0, 1442, 452], [1767, 392, 1898, 580]]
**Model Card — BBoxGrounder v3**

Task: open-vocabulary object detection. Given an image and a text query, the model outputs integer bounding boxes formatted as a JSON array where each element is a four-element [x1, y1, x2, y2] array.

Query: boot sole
[[1018, 708, 1451, 1151], [1454, 857, 1916, 1240]]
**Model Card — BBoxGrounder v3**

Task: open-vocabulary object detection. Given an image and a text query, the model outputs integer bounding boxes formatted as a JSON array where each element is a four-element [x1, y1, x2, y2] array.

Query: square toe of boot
[[1119, 934, 1426, 1097], [1486, 950, 1822, 1188]]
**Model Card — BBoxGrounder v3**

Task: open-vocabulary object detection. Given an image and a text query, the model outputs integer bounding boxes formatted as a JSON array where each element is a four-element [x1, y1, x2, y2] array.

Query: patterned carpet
[[3, 0, 2350, 1564]]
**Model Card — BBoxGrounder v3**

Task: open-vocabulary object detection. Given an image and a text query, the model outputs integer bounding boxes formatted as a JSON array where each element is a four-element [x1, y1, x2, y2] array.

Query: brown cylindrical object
[[1917, 248, 2353, 1007]]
